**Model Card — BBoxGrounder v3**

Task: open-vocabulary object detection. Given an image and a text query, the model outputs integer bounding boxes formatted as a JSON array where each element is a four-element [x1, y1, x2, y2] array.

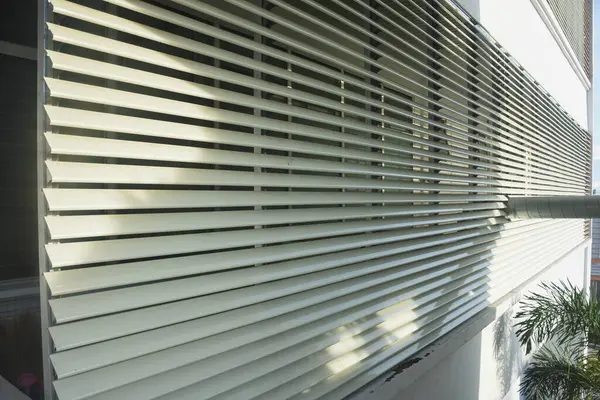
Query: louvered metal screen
[[592, 219, 600, 260], [547, 0, 592, 81], [40, 0, 590, 399]]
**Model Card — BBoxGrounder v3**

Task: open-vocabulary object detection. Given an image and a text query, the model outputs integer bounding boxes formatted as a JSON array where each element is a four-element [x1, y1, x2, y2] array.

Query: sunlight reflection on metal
[[325, 298, 419, 374]]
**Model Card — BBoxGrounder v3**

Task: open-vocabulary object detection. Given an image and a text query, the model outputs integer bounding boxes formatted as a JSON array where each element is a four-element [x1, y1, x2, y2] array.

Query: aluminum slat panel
[[49, 221, 559, 378], [44, 132, 505, 188], [45, 78, 554, 178], [40, 0, 590, 398], [47, 222, 502, 307], [46, 18, 588, 180], [56, 275, 487, 400], [46, 205, 503, 240], [46, 217, 508, 294], [43, 105, 578, 188], [43, 188, 506, 211], [47, 1, 588, 182], [53, 222, 579, 400]]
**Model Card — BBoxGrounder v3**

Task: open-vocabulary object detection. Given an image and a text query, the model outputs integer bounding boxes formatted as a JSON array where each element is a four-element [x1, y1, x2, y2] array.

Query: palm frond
[[514, 280, 600, 354], [520, 346, 600, 400]]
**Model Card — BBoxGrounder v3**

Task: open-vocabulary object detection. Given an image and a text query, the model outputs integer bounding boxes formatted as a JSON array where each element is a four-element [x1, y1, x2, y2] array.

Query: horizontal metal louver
[[593, 219, 600, 260], [546, 0, 592, 80], [40, 0, 590, 399]]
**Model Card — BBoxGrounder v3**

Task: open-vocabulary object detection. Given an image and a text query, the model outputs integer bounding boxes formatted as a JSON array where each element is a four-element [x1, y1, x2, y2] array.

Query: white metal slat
[[43, 187, 506, 211], [45, 212, 504, 269], [47, 1, 508, 148], [48, 0, 587, 187], [44, 127, 582, 192], [487, 225, 584, 300], [41, 0, 590, 398], [45, 216, 508, 296], [47, 222, 503, 319], [44, 77, 542, 180], [50, 52, 494, 165], [44, 159, 579, 197], [371, 0, 587, 148], [51, 223, 548, 329], [425, 0, 587, 139], [45, 228, 568, 384], [50, 254, 492, 381], [45, 24, 503, 156], [45, 20, 588, 184], [50, 248, 494, 360], [47, 220, 552, 375], [45, 22, 483, 152], [46, 3, 586, 184], [180, 0, 588, 179], [48, 45, 571, 175], [266, 0, 589, 169], [282, 303, 489, 400], [83, 285, 489, 400], [72, 225, 584, 400], [50, 219, 548, 309], [54, 272, 487, 400], [42, 108, 482, 183], [44, 132, 507, 188], [488, 224, 582, 289], [45, 160, 508, 193], [131, 291, 491, 400], [43, 105, 580, 189], [49, 231, 584, 396], [43, 105, 524, 187], [45, 205, 503, 240], [182, 0, 530, 143], [165, 296, 489, 400], [322, 236, 583, 400], [47, 49, 500, 156], [309, 304, 487, 400], [114, 0, 584, 150], [52, 221, 576, 400], [309, 226, 584, 400], [101, 223, 576, 400], [341, 0, 586, 148]]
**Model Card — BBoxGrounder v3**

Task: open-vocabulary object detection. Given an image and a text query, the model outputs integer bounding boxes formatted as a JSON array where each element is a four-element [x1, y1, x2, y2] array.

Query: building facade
[[1, 0, 590, 398]]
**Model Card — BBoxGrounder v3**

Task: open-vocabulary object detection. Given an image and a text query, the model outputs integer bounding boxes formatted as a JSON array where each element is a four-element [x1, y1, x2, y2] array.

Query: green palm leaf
[[515, 280, 600, 353], [514, 280, 600, 399], [520, 346, 600, 400]]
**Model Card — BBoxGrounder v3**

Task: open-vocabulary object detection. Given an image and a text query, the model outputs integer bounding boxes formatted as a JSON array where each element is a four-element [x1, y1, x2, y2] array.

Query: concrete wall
[[352, 241, 590, 400]]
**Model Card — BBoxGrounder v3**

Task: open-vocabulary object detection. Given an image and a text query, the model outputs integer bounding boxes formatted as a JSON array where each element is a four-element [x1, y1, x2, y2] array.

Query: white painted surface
[[457, 0, 588, 128]]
